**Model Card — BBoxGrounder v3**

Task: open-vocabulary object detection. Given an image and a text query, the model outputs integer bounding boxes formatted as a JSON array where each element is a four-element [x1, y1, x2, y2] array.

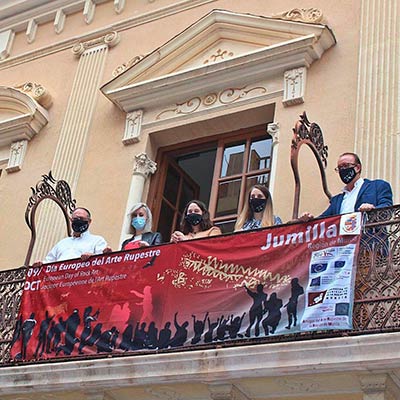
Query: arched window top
[[0, 83, 51, 172]]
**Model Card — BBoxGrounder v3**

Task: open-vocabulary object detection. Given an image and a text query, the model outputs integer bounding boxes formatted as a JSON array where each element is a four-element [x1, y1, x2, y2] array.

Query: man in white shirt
[[34, 207, 108, 265]]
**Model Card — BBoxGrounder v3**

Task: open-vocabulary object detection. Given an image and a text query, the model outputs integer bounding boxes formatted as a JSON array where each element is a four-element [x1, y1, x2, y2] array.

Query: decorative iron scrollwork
[[291, 112, 328, 167], [25, 171, 76, 229], [290, 112, 331, 219], [24, 171, 76, 267]]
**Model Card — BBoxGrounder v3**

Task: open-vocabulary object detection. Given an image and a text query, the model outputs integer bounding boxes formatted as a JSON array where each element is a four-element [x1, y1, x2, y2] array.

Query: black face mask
[[249, 198, 267, 213], [339, 167, 357, 184], [185, 213, 203, 226], [72, 219, 89, 233]]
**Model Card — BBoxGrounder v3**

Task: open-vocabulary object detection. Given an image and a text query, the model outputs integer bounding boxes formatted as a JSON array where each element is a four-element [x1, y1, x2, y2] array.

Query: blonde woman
[[234, 185, 281, 231], [121, 203, 162, 250]]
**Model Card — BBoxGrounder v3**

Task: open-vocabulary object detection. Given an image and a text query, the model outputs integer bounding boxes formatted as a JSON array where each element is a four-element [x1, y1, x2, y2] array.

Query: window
[[149, 126, 273, 240]]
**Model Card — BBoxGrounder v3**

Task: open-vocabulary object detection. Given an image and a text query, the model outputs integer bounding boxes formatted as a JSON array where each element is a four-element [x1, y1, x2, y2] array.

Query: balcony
[[1, 206, 400, 399]]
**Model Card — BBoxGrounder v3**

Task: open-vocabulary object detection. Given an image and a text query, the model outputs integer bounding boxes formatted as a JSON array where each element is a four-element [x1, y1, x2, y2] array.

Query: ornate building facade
[[0, 1, 399, 399]]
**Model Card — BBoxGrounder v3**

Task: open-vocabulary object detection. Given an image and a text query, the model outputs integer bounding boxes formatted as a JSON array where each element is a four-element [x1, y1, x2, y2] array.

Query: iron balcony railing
[[1, 205, 399, 366]]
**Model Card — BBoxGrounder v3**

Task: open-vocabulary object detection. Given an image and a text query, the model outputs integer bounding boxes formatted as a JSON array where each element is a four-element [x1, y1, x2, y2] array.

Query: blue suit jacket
[[320, 179, 393, 217]]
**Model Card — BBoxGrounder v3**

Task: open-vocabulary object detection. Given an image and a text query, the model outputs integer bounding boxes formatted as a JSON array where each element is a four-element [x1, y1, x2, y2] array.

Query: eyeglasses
[[334, 163, 357, 172]]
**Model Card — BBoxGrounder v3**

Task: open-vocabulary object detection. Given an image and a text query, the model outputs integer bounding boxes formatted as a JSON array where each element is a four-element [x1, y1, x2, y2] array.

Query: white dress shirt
[[44, 231, 107, 263], [340, 178, 364, 214]]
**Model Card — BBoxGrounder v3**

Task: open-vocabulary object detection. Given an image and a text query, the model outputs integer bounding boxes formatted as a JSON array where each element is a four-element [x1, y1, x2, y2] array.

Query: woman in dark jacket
[[121, 202, 162, 250]]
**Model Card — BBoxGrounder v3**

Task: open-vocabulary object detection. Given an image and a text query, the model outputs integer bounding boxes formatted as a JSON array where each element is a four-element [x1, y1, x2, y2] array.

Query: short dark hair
[[339, 152, 361, 165], [73, 207, 91, 219]]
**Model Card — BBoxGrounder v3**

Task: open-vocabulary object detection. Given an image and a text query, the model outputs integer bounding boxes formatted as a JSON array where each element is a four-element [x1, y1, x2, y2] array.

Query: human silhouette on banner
[[244, 284, 267, 337], [285, 278, 304, 329]]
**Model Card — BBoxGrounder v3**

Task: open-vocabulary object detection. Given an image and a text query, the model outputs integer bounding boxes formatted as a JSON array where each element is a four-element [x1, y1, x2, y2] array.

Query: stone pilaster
[[267, 122, 280, 197], [354, 0, 400, 200], [31, 32, 119, 262]]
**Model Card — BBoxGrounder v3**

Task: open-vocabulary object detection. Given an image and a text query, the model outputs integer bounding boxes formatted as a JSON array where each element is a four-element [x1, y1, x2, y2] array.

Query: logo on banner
[[308, 290, 327, 306], [310, 263, 328, 274], [340, 212, 361, 235]]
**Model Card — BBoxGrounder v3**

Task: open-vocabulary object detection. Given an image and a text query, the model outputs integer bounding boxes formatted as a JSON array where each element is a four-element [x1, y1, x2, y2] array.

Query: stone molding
[[101, 9, 336, 116], [123, 110, 143, 145], [283, 67, 307, 106], [1, 333, 400, 396], [72, 31, 119, 57], [0, 0, 217, 67], [0, 29, 15, 60], [0, 85, 50, 172]]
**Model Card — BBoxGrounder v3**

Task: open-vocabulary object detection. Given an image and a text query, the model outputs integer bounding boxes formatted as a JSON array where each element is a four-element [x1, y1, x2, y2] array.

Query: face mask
[[339, 167, 356, 184], [132, 216, 146, 230], [72, 219, 89, 233], [185, 213, 203, 226], [249, 198, 267, 213]]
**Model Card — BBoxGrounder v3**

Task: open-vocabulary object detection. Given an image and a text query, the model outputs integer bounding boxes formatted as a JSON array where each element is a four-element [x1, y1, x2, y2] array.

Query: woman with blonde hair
[[234, 184, 281, 231], [121, 202, 162, 250]]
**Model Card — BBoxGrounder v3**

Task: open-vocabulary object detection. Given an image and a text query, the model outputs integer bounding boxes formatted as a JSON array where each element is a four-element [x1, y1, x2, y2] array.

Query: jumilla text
[[261, 221, 338, 250], [44, 249, 161, 273]]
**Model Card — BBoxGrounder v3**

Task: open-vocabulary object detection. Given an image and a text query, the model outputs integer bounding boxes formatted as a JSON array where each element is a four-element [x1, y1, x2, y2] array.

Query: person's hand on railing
[[358, 203, 375, 212], [298, 212, 314, 222], [102, 247, 112, 254], [80, 253, 93, 261], [170, 231, 185, 243], [31, 260, 43, 268]]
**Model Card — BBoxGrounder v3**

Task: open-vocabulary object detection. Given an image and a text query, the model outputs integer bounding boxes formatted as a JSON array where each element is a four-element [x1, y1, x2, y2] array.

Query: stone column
[[119, 153, 157, 246], [354, 0, 400, 200], [267, 122, 280, 198], [31, 32, 120, 261]]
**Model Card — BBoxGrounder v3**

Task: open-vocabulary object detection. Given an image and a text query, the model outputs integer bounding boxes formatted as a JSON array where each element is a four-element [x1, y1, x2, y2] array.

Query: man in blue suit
[[301, 152, 393, 219]]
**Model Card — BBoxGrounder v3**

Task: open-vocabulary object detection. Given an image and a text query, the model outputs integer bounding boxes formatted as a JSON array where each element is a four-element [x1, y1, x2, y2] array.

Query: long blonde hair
[[234, 184, 274, 231]]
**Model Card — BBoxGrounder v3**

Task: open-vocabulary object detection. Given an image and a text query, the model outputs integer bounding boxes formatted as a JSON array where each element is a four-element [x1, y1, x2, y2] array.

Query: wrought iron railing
[[1, 205, 400, 365]]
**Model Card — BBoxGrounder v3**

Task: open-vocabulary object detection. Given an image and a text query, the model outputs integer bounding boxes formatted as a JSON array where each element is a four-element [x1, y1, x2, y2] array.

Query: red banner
[[11, 214, 361, 361]]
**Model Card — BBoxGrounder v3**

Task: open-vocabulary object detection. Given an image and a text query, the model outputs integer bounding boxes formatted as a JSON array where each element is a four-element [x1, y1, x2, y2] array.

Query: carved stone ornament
[[203, 48, 234, 64], [14, 82, 53, 108], [72, 31, 120, 57], [123, 110, 143, 145], [6, 140, 28, 173], [133, 153, 157, 177], [283, 67, 306, 106], [25, 171, 76, 231], [267, 122, 280, 145], [113, 55, 145, 77], [271, 8, 324, 24], [156, 85, 267, 120]]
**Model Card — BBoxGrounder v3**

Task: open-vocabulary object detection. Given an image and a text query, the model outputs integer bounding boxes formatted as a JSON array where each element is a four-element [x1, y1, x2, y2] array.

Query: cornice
[[0, 0, 218, 70], [1, 333, 400, 395], [0, 0, 108, 32], [102, 34, 332, 112]]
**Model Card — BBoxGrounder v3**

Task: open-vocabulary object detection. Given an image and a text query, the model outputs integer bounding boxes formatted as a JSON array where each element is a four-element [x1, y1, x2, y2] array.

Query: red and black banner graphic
[[11, 214, 361, 361]]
